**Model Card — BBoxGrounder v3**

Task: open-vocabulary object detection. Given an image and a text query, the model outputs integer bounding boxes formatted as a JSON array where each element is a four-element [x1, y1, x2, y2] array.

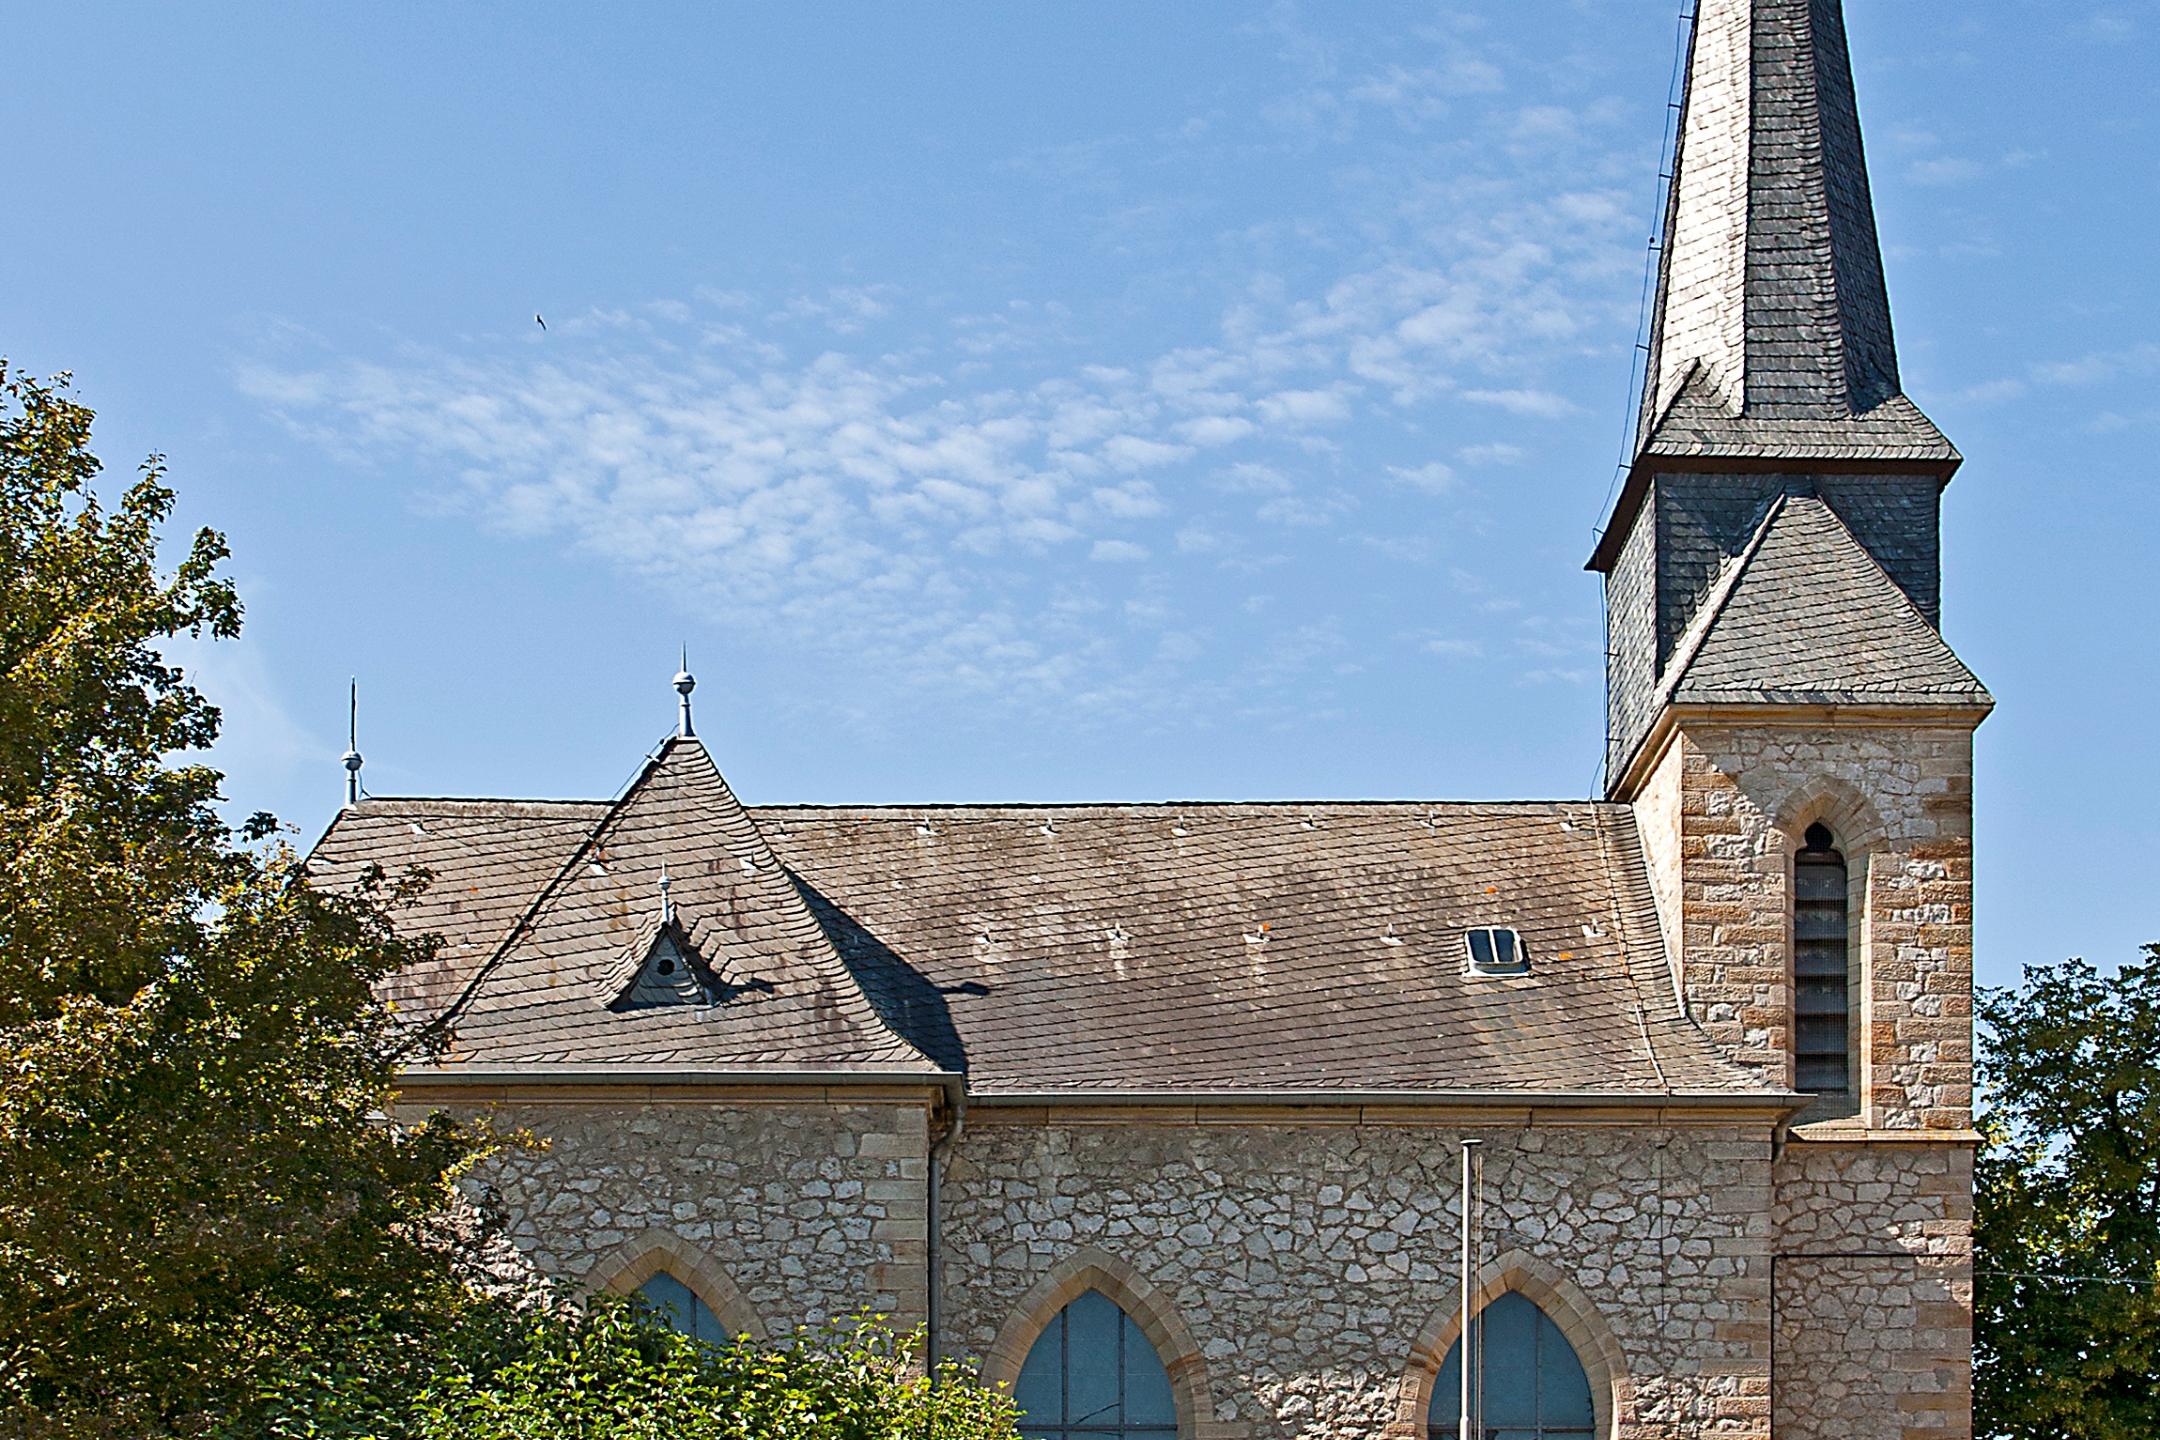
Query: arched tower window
[[1013, 1288, 1177, 1439], [1427, 1291, 1595, 1438], [1793, 821, 1852, 1094], [636, 1269, 729, 1343]]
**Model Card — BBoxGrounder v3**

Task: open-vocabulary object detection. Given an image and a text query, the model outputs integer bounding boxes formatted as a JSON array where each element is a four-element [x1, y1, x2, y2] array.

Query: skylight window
[[1464, 926, 1527, 976]]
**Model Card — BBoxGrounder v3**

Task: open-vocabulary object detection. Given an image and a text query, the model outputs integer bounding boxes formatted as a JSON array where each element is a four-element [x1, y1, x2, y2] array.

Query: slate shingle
[[1665, 495, 1990, 708]]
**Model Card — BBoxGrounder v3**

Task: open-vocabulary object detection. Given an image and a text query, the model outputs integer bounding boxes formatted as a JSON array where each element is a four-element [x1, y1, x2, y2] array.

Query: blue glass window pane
[[1014, 1311, 1065, 1425], [1425, 1293, 1596, 1439], [1012, 1289, 1178, 1438], [1482, 1293, 1539, 1424], [638, 1271, 693, 1331], [1065, 1290, 1124, 1427], [1536, 1309, 1595, 1428], [636, 1270, 723, 1343], [1121, 1313, 1176, 1426], [1433, 1340, 1463, 1424]]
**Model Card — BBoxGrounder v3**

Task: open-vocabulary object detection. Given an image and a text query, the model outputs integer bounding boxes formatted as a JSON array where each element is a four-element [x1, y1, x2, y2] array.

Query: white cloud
[[1385, 461, 1457, 495], [1101, 434, 1197, 470], [1458, 442, 1525, 467], [1462, 387, 1577, 418], [240, 41, 1642, 717], [1907, 156, 1984, 188], [1256, 387, 1354, 425], [1177, 414, 1257, 447]]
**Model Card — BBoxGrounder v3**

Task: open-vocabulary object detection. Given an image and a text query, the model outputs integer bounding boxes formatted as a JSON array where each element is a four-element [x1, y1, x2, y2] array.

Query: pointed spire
[[658, 861, 674, 925], [673, 649, 696, 738], [1592, 0, 1957, 574], [1632, 0, 1950, 457], [341, 679, 364, 807]]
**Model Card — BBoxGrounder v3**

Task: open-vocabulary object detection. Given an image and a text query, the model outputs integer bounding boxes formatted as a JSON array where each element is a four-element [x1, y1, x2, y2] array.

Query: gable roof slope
[[311, 784, 1770, 1096], [307, 797, 611, 1023], [756, 798, 1761, 1096], [1666, 494, 1991, 708], [373, 736, 940, 1073]]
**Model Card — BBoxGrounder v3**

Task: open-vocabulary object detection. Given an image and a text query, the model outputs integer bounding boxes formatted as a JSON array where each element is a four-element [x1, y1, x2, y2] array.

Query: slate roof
[[1629, 0, 1955, 468], [308, 797, 611, 1018], [1662, 494, 1991, 709], [309, 745, 1767, 1097]]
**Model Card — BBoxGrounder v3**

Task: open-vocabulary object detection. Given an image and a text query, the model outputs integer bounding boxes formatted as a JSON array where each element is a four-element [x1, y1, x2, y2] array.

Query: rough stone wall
[[440, 1096, 931, 1334], [1772, 1140, 1974, 1438], [1632, 728, 1686, 981], [944, 1116, 1780, 1440], [1635, 721, 1974, 1130]]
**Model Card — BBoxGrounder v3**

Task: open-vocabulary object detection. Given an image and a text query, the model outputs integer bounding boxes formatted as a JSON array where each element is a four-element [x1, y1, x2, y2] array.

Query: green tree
[[1975, 949, 2160, 1438], [0, 364, 494, 1434]]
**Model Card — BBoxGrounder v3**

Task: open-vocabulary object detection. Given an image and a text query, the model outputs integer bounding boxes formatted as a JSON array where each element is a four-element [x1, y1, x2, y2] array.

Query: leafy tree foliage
[[1975, 949, 2160, 1438], [0, 364, 1022, 1439], [0, 365, 492, 1433]]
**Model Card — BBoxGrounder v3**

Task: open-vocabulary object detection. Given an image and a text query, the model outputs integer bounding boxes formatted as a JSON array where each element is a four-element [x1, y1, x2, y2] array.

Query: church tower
[[1593, 0, 1990, 1132]]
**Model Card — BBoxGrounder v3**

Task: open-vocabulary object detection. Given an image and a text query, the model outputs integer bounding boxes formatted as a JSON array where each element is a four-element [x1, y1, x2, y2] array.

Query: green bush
[[231, 1301, 1020, 1440]]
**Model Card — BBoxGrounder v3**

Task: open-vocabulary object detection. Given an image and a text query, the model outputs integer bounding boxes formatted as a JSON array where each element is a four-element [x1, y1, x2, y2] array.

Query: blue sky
[[5, 3, 2154, 989]]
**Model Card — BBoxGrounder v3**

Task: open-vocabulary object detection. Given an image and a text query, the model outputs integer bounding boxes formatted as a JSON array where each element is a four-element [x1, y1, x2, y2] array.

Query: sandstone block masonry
[[1632, 720, 1976, 1132]]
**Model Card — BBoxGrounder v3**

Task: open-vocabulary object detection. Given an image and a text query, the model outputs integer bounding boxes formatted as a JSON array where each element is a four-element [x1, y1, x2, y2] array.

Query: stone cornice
[[1609, 700, 1990, 803]]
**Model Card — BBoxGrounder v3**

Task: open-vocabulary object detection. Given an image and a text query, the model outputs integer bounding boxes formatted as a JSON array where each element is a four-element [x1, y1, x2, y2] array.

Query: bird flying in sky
[[534, 312, 546, 331]]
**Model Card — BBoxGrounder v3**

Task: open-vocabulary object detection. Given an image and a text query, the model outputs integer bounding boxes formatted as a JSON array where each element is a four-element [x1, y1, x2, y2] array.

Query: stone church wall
[[425, 1092, 933, 1335], [1771, 1138, 1974, 1440], [413, 1094, 1979, 1440], [942, 1113, 1783, 1440]]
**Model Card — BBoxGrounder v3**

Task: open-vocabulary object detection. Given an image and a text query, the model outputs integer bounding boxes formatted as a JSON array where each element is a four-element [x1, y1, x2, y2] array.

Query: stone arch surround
[[1394, 1247, 1630, 1440], [980, 1246, 1219, 1440], [588, 1226, 767, 1341]]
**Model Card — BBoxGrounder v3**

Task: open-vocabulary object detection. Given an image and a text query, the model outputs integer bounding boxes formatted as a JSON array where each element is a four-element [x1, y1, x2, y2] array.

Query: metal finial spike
[[341, 678, 364, 807], [672, 650, 697, 739], [658, 863, 673, 925]]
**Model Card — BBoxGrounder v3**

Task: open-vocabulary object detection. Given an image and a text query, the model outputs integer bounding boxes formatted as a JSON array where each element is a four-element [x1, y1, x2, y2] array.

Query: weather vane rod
[[674, 648, 696, 739], [341, 679, 364, 807]]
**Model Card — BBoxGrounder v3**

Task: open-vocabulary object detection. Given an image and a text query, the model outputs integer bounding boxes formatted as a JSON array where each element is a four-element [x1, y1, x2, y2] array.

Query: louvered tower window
[[1793, 823, 1851, 1094]]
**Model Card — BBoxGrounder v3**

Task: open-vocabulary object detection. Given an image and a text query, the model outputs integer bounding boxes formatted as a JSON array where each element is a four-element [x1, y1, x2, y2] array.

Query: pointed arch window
[[1013, 1289, 1177, 1439], [1427, 1291, 1595, 1438], [636, 1269, 729, 1343], [1793, 822, 1852, 1094]]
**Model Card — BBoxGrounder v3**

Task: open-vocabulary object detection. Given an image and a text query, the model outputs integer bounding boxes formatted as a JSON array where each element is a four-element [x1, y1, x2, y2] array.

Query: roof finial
[[673, 648, 696, 738], [658, 862, 674, 925], [341, 678, 364, 807]]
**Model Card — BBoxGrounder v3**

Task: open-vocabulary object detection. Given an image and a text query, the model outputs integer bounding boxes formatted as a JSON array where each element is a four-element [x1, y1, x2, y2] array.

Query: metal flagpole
[[1460, 1136, 1481, 1440]]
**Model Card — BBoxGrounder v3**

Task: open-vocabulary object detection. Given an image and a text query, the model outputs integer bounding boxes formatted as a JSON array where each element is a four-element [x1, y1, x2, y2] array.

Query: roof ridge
[[751, 799, 1633, 815]]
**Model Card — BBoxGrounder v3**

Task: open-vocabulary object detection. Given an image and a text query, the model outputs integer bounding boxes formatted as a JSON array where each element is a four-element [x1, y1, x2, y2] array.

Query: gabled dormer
[[606, 915, 718, 1011]]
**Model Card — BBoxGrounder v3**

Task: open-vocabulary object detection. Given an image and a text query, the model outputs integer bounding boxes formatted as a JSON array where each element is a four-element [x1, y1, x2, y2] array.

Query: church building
[[312, 2, 1986, 1434]]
